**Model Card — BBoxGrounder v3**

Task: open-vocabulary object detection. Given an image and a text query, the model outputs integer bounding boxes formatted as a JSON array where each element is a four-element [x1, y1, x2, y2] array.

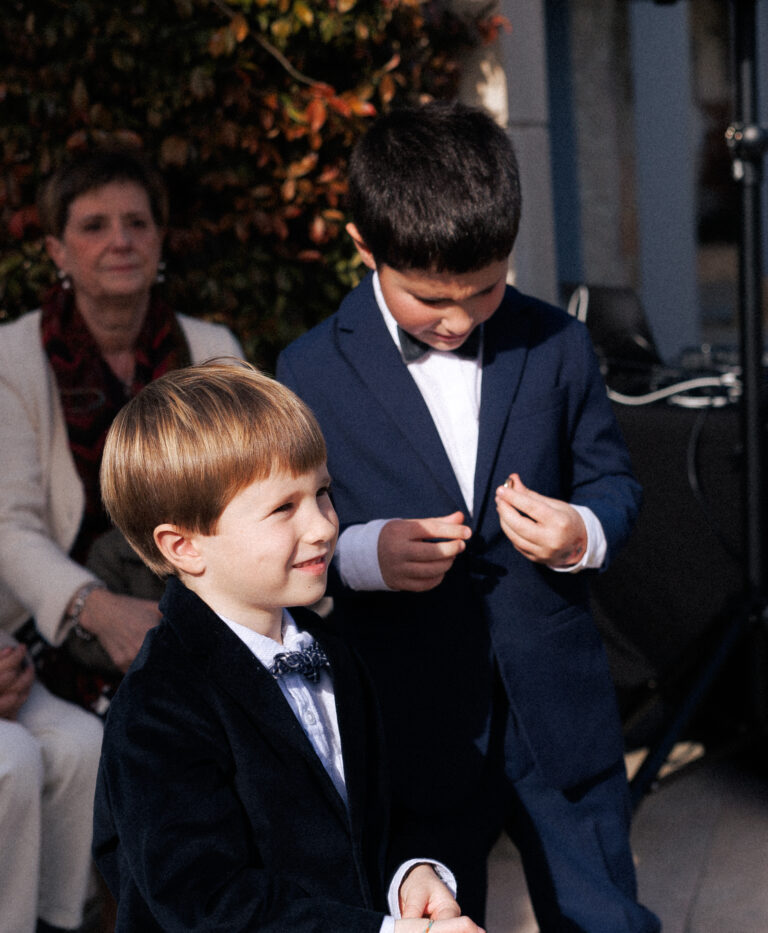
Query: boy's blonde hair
[[100, 360, 327, 576]]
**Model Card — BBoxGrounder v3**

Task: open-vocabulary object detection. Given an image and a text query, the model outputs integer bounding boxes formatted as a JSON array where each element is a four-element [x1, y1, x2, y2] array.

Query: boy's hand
[[495, 473, 587, 568], [0, 643, 35, 721], [399, 864, 460, 920], [378, 512, 471, 591], [394, 919, 485, 933]]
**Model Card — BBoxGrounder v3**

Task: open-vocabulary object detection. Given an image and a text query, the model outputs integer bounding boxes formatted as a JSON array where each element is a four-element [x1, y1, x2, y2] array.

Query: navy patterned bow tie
[[397, 325, 482, 363], [269, 643, 330, 683]]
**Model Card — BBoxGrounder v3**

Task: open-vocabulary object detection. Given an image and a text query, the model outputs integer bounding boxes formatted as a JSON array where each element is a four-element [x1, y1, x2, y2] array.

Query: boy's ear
[[154, 524, 205, 576], [345, 222, 377, 271]]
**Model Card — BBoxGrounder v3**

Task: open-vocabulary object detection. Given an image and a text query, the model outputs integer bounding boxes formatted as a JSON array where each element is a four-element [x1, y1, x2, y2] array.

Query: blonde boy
[[93, 361, 484, 933]]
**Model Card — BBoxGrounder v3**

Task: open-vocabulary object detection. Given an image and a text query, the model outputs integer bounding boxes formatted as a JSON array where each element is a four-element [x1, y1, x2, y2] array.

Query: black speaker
[[590, 400, 746, 711]]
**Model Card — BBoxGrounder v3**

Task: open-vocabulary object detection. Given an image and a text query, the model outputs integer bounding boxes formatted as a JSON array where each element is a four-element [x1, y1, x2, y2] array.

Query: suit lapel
[[163, 581, 350, 824], [472, 289, 532, 525], [335, 276, 466, 508], [292, 608, 381, 905], [317, 626, 374, 839]]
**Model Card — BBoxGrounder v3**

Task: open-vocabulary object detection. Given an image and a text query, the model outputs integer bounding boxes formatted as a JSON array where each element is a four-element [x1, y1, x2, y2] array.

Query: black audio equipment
[[590, 397, 746, 726]]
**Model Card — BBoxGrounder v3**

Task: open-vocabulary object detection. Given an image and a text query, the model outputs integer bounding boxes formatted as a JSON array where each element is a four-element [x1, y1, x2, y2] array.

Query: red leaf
[[306, 98, 327, 133], [8, 205, 39, 239]]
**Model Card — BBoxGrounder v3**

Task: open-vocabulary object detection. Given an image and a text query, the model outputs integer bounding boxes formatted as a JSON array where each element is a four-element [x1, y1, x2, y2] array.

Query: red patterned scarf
[[41, 284, 191, 562]]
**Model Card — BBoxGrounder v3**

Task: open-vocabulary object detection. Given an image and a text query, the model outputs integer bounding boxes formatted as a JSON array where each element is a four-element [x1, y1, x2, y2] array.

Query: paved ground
[[484, 748, 768, 933]]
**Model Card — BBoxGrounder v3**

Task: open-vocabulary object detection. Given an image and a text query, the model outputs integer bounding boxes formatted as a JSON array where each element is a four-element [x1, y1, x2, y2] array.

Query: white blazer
[[0, 309, 244, 643]]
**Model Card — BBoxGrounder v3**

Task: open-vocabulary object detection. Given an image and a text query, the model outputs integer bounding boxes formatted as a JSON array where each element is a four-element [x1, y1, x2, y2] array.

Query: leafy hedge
[[0, 0, 500, 369]]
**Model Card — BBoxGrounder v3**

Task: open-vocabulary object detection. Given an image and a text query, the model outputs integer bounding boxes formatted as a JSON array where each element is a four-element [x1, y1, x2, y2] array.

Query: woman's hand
[[0, 643, 35, 720], [79, 588, 161, 672]]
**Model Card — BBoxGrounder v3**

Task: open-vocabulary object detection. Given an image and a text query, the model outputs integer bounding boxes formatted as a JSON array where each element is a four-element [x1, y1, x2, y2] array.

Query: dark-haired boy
[[93, 362, 486, 933], [277, 102, 660, 932]]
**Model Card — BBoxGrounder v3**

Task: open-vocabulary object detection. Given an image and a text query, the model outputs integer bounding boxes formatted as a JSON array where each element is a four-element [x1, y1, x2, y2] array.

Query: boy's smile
[[375, 259, 509, 353], [180, 464, 338, 639]]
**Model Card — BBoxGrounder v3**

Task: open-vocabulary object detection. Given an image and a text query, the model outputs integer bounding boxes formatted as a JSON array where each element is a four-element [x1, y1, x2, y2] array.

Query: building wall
[[457, 0, 766, 356], [458, 0, 559, 305], [568, 0, 637, 290]]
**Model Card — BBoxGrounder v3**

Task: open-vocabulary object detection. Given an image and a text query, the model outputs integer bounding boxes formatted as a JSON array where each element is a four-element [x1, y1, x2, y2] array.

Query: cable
[[685, 407, 743, 562], [607, 371, 742, 407]]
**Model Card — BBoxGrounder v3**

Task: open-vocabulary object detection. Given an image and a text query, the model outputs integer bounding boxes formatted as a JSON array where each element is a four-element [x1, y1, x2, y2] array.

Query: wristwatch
[[66, 580, 107, 641]]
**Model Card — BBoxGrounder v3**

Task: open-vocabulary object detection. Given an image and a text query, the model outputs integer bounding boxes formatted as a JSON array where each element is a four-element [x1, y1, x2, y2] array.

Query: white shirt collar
[[218, 609, 314, 670], [372, 270, 404, 350]]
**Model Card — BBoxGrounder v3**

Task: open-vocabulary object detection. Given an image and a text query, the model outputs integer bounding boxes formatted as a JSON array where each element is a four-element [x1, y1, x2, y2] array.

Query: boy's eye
[[317, 486, 331, 499], [272, 502, 293, 514], [417, 297, 446, 307]]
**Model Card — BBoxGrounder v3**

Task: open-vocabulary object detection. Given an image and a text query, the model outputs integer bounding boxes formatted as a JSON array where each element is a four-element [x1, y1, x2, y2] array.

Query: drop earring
[[156, 260, 166, 285], [57, 270, 72, 290]]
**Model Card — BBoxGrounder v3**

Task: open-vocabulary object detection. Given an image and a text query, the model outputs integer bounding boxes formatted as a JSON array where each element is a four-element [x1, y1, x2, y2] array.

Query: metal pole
[[630, 0, 768, 806], [726, 0, 768, 727]]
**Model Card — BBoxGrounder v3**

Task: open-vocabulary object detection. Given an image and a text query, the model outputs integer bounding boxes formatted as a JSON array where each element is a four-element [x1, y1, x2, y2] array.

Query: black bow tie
[[397, 325, 481, 362], [270, 643, 330, 683]]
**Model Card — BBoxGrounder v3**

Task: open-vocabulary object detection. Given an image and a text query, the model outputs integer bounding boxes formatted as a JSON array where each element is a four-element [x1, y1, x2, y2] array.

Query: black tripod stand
[[628, 0, 768, 808]]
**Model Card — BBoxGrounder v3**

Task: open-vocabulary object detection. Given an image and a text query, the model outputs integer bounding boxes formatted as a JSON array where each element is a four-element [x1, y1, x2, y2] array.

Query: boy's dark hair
[[38, 146, 169, 237], [348, 100, 522, 273]]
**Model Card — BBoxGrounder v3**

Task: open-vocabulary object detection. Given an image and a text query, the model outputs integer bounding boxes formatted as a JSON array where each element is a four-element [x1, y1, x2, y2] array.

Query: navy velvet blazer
[[93, 577, 392, 932], [277, 276, 641, 810]]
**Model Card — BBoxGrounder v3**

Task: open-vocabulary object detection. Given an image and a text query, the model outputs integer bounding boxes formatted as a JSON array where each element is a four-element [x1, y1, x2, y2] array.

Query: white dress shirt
[[334, 271, 606, 591], [220, 609, 348, 802], [219, 608, 455, 930]]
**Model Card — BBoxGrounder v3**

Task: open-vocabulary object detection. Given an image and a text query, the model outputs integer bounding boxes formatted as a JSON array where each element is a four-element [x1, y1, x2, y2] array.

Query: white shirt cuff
[[335, 520, 395, 591], [386, 859, 457, 918], [550, 505, 606, 573]]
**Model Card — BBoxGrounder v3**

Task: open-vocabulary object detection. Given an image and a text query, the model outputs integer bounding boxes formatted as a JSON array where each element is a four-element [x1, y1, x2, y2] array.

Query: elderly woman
[[0, 146, 243, 673], [0, 147, 243, 930]]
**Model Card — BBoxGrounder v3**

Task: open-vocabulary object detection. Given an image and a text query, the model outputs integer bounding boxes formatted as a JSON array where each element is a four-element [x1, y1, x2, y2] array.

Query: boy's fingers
[[404, 560, 456, 582], [439, 510, 467, 524], [499, 507, 557, 553], [498, 477, 543, 512], [499, 475, 571, 520], [433, 906, 462, 920], [499, 473, 545, 505], [380, 514, 470, 590], [398, 560, 456, 590], [407, 538, 467, 563], [414, 513, 471, 542], [504, 472, 527, 491], [496, 498, 536, 537], [399, 900, 423, 919], [428, 893, 462, 919]]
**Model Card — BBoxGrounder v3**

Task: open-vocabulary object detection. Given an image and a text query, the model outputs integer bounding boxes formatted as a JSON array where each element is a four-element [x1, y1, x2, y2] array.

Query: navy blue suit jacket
[[277, 276, 641, 811], [93, 577, 391, 932]]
